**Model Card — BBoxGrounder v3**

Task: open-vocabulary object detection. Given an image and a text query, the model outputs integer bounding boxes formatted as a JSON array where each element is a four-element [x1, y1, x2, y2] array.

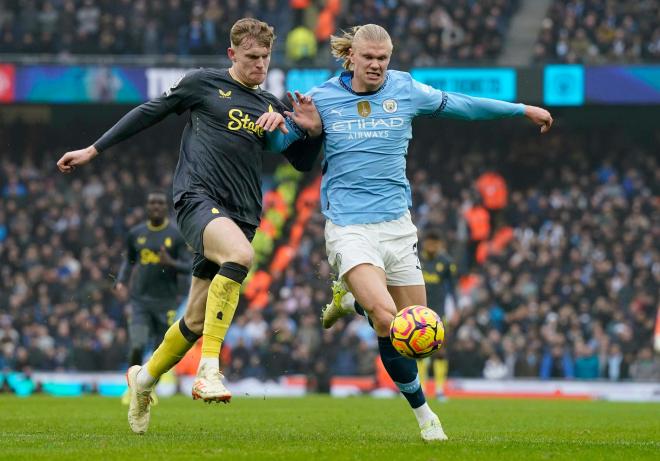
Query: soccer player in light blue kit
[[309, 24, 553, 442]]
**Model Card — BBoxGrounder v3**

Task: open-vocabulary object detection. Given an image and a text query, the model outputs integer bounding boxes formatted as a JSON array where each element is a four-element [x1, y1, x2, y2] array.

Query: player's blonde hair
[[230, 18, 276, 49], [330, 24, 393, 70]]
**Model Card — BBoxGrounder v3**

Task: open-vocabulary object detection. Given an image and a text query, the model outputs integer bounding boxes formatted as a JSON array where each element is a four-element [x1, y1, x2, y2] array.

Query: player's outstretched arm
[[440, 92, 552, 133], [57, 70, 202, 173]]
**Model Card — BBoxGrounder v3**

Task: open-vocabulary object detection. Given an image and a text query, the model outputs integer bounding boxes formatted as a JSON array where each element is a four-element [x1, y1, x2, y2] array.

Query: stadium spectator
[[535, 0, 660, 63]]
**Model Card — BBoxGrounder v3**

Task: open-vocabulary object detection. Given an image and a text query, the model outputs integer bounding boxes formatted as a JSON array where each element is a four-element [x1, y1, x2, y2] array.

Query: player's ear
[[227, 47, 236, 61]]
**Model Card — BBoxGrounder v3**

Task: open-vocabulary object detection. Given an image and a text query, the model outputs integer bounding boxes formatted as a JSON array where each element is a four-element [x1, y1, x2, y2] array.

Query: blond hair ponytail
[[330, 24, 393, 70]]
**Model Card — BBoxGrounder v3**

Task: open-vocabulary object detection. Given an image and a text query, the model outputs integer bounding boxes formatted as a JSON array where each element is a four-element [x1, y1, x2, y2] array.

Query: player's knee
[[366, 302, 396, 336], [226, 244, 254, 268]]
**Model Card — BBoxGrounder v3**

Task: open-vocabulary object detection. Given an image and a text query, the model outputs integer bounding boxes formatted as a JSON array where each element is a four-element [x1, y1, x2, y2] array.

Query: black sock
[[178, 318, 201, 343], [218, 262, 249, 284], [378, 336, 426, 409]]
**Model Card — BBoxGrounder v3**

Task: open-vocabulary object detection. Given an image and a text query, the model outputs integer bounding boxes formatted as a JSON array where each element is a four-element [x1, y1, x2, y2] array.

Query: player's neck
[[229, 67, 258, 89]]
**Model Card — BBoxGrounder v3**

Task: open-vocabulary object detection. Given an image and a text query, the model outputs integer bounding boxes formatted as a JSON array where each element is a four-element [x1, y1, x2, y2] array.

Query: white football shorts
[[324, 210, 424, 286]]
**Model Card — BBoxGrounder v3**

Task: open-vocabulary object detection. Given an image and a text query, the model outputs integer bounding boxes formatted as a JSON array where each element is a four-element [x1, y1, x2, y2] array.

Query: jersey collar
[[227, 67, 260, 91], [147, 218, 169, 232], [339, 71, 389, 96]]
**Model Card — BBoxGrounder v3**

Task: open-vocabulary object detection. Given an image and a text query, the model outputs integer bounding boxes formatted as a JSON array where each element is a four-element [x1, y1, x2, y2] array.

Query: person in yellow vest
[[286, 25, 317, 63]]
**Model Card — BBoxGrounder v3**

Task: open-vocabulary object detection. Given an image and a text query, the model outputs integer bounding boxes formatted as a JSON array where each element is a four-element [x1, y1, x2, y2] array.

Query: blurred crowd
[[0, 0, 289, 56], [535, 0, 660, 63], [339, 0, 519, 68], [0, 119, 658, 384], [2, 0, 660, 65], [0, 0, 521, 65]]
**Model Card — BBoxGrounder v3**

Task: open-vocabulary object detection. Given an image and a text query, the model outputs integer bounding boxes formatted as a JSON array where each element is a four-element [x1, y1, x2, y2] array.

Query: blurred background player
[[418, 230, 457, 401], [315, 24, 552, 441], [114, 190, 190, 405]]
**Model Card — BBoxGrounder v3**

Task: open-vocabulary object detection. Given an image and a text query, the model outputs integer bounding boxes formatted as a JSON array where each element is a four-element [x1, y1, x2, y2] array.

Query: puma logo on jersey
[[218, 89, 232, 98], [330, 108, 343, 116]]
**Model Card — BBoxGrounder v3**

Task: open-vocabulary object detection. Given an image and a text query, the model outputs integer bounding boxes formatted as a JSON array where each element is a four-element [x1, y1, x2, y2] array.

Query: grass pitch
[[0, 395, 658, 460]]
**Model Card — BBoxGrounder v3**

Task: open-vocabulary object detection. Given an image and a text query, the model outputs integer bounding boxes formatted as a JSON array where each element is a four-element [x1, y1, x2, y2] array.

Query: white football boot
[[126, 365, 153, 434], [420, 415, 449, 442], [192, 363, 232, 403]]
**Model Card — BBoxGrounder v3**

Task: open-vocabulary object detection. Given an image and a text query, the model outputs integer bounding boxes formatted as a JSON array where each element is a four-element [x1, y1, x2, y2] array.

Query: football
[[390, 305, 445, 359]]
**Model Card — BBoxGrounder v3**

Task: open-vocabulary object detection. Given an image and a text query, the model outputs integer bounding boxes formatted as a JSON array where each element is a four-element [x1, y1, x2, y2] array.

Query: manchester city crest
[[382, 99, 398, 113]]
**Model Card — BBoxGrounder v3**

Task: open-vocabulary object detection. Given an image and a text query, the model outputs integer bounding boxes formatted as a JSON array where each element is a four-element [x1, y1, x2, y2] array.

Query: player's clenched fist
[[524, 105, 553, 134], [56, 145, 99, 173]]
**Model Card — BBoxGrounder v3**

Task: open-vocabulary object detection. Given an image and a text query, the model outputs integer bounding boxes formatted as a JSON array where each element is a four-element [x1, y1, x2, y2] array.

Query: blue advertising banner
[[286, 68, 333, 94], [585, 66, 660, 104], [16, 66, 147, 103], [410, 68, 517, 101]]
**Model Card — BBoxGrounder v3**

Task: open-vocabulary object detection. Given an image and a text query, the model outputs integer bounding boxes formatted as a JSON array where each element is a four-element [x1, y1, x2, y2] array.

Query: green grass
[[0, 395, 658, 460]]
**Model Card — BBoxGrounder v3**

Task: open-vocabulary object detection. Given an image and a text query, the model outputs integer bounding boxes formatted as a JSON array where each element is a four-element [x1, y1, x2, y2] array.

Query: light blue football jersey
[[309, 70, 524, 226]]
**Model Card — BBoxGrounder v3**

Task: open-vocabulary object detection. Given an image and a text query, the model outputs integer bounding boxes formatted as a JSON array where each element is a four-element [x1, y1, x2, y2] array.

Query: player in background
[[57, 18, 322, 434], [417, 230, 456, 401], [311, 24, 552, 441], [115, 191, 191, 405]]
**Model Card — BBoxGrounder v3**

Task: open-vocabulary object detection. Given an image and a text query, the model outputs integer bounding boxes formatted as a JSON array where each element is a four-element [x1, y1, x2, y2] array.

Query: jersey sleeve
[[435, 92, 525, 120], [410, 78, 447, 116], [93, 69, 204, 152], [116, 230, 137, 285], [265, 119, 305, 152], [170, 233, 191, 274]]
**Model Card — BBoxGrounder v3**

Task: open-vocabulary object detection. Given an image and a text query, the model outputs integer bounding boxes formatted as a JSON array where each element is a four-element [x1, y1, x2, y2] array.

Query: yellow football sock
[[201, 274, 240, 358], [417, 357, 430, 386], [146, 320, 196, 379], [433, 358, 448, 393]]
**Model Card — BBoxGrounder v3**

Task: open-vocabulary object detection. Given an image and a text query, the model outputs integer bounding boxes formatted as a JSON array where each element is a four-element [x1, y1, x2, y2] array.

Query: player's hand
[[57, 145, 99, 173], [284, 91, 322, 137], [159, 246, 175, 266], [114, 282, 128, 300], [256, 111, 288, 134], [524, 105, 553, 134]]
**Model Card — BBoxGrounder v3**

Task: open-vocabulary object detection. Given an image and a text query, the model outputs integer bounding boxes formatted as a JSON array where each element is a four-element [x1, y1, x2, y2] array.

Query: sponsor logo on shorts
[[211, 208, 220, 215]]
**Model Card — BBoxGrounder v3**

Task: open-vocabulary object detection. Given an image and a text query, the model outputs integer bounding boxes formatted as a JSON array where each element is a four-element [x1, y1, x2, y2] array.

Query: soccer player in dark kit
[[57, 18, 322, 434], [115, 191, 190, 405]]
